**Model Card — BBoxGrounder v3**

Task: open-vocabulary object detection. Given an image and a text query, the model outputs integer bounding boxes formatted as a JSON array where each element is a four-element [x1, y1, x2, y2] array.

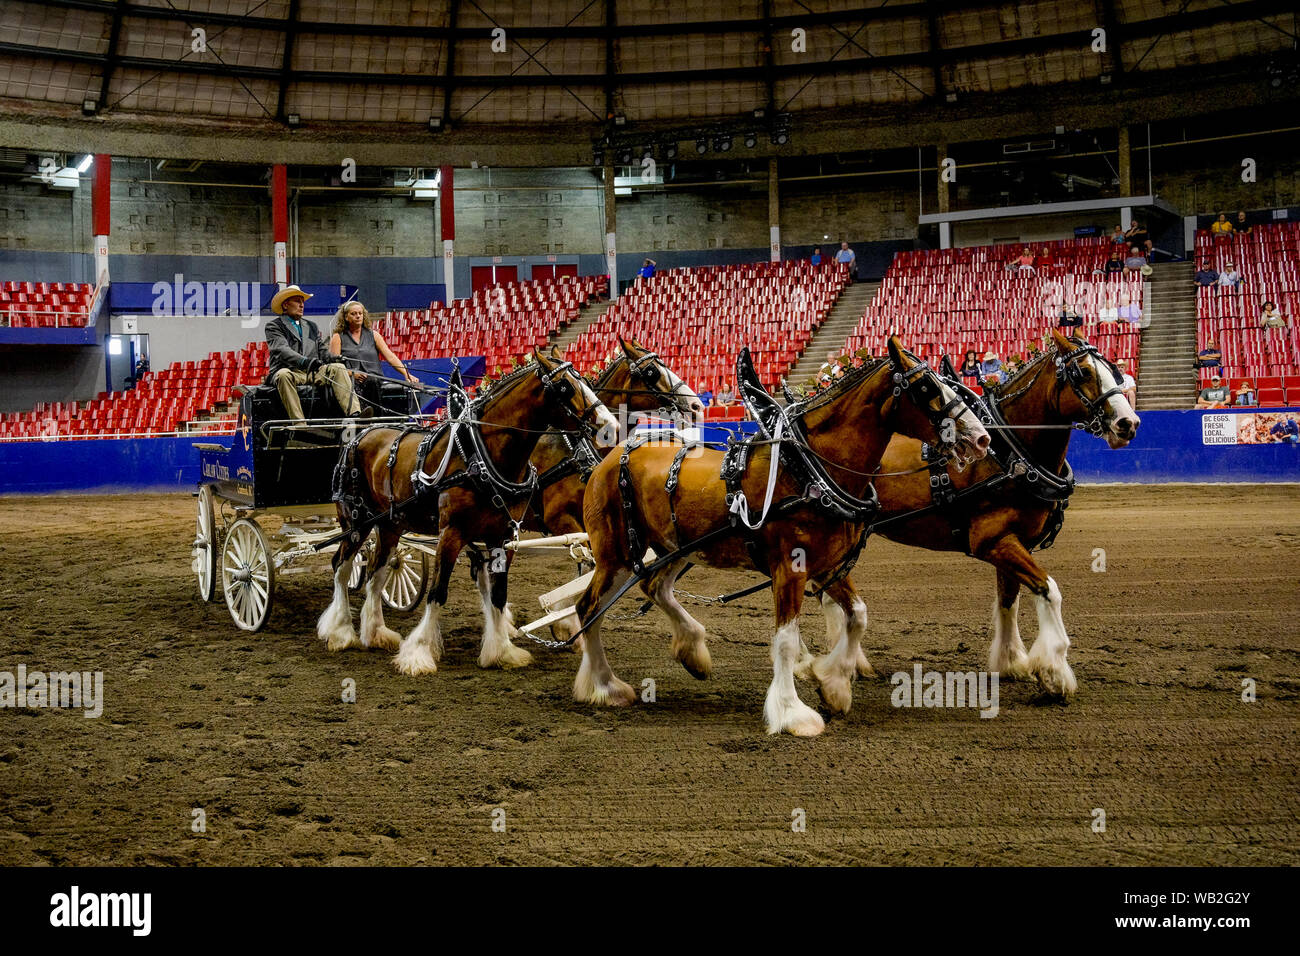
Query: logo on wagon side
[[236, 466, 252, 481], [202, 462, 230, 480]]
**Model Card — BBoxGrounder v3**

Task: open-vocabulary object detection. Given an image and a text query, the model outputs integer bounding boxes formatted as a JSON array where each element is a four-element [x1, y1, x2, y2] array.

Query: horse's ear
[[617, 334, 628, 352], [887, 335, 910, 368], [1050, 328, 1075, 353], [549, 344, 563, 361]]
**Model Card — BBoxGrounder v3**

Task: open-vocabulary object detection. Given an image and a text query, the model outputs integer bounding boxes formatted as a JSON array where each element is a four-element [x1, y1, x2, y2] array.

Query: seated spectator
[[1118, 292, 1143, 326], [1058, 301, 1083, 328], [1235, 211, 1251, 235], [1261, 301, 1287, 328], [1123, 246, 1148, 273], [1124, 220, 1152, 256], [1097, 296, 1119, 326], [637, 258, 657, 280], [817, 349, 838, 385], [1196, 374, 1230, 409], [715, 381, 735, 406], [1194, 262, 1219, 287], [1037, 246, 1055, 271], [1116, 359, 1137, 407], [958, 349, 981, 382], [1234, 379, 1258, 407], [1110, 224, 1127, 245], [1196, 339, 1224, 375], [810, 247, 822, 267], [1015, 246, 1036, 274], [696, 382, 713, 406], [979, 351, 1006, 384], [1217, 262, 1243, 289], [836, 242, 857, 283], [1005, 356, 1023, 377], [1103, 249, 1124, 274], [1209, 212, 1233, 236]]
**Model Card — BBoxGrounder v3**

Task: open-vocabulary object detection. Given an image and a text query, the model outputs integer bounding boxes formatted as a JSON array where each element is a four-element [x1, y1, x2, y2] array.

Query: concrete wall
[[0, 344, 105, 411]]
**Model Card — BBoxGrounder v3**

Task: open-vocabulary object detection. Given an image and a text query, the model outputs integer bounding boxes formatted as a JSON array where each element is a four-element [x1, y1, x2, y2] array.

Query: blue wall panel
[[3, 398, 1298, 495]]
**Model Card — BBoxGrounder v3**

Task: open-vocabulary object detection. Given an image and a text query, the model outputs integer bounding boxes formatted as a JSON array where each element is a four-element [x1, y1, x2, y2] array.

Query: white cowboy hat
[[271, 284, 313, 314]]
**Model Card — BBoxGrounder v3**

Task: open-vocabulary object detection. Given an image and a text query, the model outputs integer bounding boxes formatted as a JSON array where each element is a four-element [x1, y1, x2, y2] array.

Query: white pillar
[[273, 241, 288, 287], [769, 226, 781, 263], [606, 231, 618, 299], [93, 235, 109, 285], [938, 221, 952, 250], [443, 239, 455, 303]]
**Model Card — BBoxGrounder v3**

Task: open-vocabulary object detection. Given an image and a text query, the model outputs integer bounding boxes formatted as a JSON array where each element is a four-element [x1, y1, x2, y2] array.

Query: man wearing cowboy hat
[[265, 285, 364, 420]]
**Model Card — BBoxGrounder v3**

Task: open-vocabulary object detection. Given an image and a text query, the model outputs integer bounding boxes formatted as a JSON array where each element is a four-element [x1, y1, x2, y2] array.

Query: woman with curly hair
[[328, 299, 415, 413]]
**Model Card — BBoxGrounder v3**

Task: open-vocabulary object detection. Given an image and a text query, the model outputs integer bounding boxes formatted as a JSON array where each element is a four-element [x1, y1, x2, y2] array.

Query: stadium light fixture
[[696, 138, 708, 154], [81, 98, 97, 115], [428, 116, 443, 132], [613, 114, 627, 127], [770, 128, 789, 146], [286, 113, 301, 127], [752, 108, 767, 120], [76, 155, 94, 173], [1099, 73, 1112, 86], [744, 132, 758, 149], [617, 146, 634, 165], [945, 92, 958, 103], [664, 142, 678, 160], [715, 135, 732, 152]]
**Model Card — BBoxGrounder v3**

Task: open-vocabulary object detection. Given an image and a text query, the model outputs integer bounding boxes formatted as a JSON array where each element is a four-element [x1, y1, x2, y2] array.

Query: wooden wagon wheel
[[221, 518, 275, 632], [382, 543, 429, 612], [193, 484, 219, 603]]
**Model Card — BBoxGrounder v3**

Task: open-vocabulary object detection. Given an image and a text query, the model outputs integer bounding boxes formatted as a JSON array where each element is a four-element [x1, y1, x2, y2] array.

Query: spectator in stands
[[329, 300, 415, 412], [1123, 246, 1148, 273], [1196, 374, 1230, 409], [817, 350, 838, 384], [1124, 220, 1152, 256], [1037, 246, 1055, 271], [1005, 356, 1023, 377], [715, 381, 735, 406], [1058, 301, 1083, 329], [1016, 246, 1036, 274], [1260, 301, 1287, 329], [1234, 379, 1258, 407], [1217, 262, 1243, 290], [810, 247, 823, 267], [1103, 248, 1124, 274], [1116, 359, 1137, 407], [1235, 211, 1251, 235], [958, 349, 981, 382], [697, 382, 713, 407], [265, 285, 363, 421], [1097, 293, 1119, 326], [637, 258, 657, 280], [1118, 291, 1143, 326], [980, 351, 1006, 384], [1194, 261, 1219, 287], [836, 242, 857, 283], [1110, 224, 1127, 245], [1209, 212, 1233, 237], [1196, 339, 1224, 375]]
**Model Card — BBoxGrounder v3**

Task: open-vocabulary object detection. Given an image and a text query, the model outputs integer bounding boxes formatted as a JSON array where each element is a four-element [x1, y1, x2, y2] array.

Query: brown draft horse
[[558, 336, 991, 736], [316, 347, 618, 676], [527, 338, 703, 538], [799, 329, 1141, 700]]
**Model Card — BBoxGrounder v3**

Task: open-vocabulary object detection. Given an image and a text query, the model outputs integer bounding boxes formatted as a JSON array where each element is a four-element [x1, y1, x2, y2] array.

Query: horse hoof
[[793, 653, 815, 682], [481, 642, 533, 670], [1030, 659, 1077, 698], [995, 655, 1033, 681], [392, 642, 438, 676], [326, 630, 361, 652], [855, 647, 876, 678], [811, 664, 853, 716], [363, 626, 402, 651], [765, 697, 826, 737], [673, 639, 712, 680], [582, 678, 636, 707]]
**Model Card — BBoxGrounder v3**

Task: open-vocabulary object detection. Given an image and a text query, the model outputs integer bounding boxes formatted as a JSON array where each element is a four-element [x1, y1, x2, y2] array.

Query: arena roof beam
[[604, 0, 618, 121], [925, 1, 945, 101], [440, 0, 460, 129], [276, 0, 300, 125], [96, 0, 126, 112], [1098, 0, 1126, 82]]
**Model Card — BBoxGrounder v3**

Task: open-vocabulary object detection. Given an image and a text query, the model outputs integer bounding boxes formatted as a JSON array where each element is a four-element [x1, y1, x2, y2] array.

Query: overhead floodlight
[[617, 147, 634, 165], [744, 132, 757, 149], [945, 91, 958, 103], [428, 116, 443, 132], [664, 142, 678, 160], [770, 128, 789, 146], [76, 154, 94, 173], [714, 135, 732, 153], [1099, 73, 1112, 86], [612, 114, 627, 127], [81, 98, 98, 115], [696, 138, 708, 154], [286, 113, 301, 127], [752, 108, 767, 120], [593, 147, 605, 166]]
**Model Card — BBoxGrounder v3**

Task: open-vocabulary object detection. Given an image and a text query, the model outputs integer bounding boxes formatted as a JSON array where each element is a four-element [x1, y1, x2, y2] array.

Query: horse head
[[533, 346, 620, 447], [886, 335, 992, 467], [611, 335, 705, 422], [1048, 329, 1141, 449]]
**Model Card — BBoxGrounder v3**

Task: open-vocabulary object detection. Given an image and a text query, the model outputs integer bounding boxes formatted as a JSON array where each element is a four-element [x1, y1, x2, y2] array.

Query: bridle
[[598, 348, 698, 417], [534, 359, 607, 437], [884, 353, 975, 456], [1053, 343, 1127, 437]]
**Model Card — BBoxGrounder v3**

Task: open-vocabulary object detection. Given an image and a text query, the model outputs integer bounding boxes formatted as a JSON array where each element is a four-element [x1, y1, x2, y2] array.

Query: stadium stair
[[549, 296, 616, 358], [1137, 261, 1200, 410], [785, 279, 879, 387]]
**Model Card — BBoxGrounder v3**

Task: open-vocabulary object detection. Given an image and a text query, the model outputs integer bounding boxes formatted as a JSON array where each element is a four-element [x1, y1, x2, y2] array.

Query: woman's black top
[[337, 325, 382, 375]]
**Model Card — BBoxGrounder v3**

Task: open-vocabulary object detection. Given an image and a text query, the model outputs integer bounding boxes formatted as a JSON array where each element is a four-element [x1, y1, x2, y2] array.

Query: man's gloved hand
[[306, 357, 323, 374]]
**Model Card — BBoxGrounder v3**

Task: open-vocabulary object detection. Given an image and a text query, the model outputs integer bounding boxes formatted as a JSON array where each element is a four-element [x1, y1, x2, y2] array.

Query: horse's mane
[[982, 336, 1085, 401], [472, 358, 541, 412], [788, 356, 890, 418]]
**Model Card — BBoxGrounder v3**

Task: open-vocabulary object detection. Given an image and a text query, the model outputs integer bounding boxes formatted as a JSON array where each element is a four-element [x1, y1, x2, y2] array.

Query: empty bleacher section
[[1195, 221, 1300, 407], [564, 261, 847, 393], [0, 275, 604, 441], [842, 238, 1144, 386], [0, 281, 95, 327], [374, 275, 607, 375]]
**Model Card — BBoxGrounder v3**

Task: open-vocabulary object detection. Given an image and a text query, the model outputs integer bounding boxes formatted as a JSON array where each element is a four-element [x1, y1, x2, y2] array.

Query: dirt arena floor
[[0, 484, 1296, 866]]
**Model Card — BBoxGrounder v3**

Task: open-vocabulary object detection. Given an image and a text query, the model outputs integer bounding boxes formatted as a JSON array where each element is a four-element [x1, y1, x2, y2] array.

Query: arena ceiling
[[0, 0, 1297, 167]]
